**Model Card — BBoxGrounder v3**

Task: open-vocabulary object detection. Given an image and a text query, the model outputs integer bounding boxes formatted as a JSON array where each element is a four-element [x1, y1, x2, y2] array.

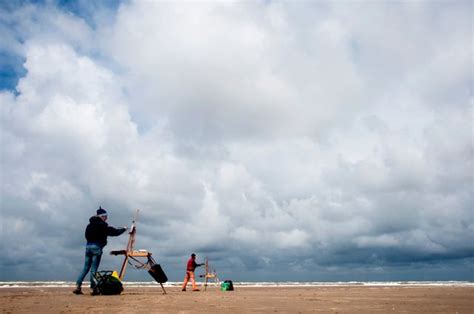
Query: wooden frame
[[200, 257, 220, 291], [110, 210, 166, 294]]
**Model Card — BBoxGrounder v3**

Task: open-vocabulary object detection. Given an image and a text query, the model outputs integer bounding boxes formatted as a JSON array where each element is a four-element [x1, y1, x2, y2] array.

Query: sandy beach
[[1, 285, 472, 313]]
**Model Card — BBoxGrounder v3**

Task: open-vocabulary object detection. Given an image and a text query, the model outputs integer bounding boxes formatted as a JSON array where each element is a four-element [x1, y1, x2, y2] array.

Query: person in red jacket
[[181, 253, 204, 291]]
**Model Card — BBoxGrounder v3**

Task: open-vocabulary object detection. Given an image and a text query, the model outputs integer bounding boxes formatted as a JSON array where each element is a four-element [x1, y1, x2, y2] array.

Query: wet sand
[[1, 286, 473, 313]]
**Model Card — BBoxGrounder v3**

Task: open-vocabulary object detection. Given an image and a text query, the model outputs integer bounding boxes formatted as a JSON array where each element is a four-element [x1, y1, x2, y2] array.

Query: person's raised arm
[[107, 225, 127, 237]]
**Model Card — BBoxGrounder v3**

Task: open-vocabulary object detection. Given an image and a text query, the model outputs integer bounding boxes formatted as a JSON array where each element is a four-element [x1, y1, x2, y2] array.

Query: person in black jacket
[[73, 207, 127, 295]]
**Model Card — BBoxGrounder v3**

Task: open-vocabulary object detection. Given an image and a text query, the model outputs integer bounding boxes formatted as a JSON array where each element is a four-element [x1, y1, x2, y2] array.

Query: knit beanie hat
[[97, 206, 108, 217]]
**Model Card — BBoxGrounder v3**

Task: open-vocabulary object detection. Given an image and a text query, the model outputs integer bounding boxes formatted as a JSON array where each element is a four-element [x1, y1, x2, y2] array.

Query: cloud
[[100, 1, 365, 142], [0, 1, 473, 281]]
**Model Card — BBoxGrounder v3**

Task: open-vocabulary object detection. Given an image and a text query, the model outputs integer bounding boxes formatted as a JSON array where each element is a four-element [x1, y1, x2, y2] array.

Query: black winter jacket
[[85, 216, 126, 248]]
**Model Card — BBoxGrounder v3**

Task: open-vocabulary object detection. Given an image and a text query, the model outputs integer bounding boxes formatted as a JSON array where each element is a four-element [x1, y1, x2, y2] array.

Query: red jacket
[[186, 258, 201, 272]]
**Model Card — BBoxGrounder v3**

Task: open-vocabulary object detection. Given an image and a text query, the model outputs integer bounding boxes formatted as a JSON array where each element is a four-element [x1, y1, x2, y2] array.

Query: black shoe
[[72, 288, 83, 295]]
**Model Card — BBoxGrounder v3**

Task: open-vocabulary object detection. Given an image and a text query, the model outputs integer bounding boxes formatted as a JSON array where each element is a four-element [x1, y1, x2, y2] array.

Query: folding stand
[[200, 257, 220, 291], [110, 209, 167, 294]]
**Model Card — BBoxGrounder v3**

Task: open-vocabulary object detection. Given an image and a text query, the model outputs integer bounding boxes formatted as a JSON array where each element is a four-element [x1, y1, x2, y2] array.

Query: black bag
[[94, 271, 123, 295], [148, 264, 168, 283]]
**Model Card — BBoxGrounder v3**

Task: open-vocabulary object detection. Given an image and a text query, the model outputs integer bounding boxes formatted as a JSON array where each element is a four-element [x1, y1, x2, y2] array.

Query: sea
[[1, 281, 472, 288]]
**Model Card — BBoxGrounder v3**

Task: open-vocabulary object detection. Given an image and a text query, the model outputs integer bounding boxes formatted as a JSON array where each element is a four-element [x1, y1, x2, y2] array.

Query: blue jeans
[[75, 244, 103, 288]]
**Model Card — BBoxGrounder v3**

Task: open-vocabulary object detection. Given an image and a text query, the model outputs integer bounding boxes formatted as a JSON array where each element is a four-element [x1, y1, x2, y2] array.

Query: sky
[[0, 0, 473, 282]]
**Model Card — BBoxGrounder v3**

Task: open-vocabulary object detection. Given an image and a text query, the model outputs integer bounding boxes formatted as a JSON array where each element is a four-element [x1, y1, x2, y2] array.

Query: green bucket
[[220, 280, 234, 291]]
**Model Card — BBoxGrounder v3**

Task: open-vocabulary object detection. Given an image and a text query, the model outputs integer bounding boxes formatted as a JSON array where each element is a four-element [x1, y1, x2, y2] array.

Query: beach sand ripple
[[1, 286, 473, 313]]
